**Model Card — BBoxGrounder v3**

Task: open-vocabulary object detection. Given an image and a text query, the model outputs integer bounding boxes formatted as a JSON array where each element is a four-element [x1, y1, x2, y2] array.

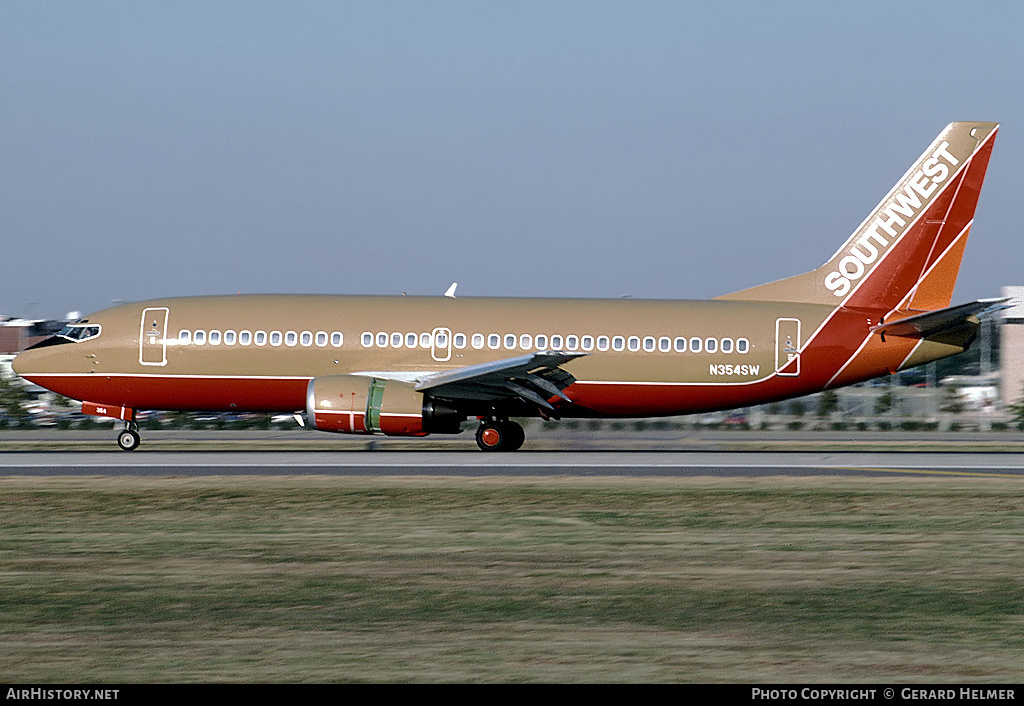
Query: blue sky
[[3, 1, 1022, 319]]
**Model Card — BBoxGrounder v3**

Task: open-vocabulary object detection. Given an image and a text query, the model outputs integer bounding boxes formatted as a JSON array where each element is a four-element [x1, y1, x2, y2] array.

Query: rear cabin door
[[140, 307, 169, 366], [774, 317, 801, 377]]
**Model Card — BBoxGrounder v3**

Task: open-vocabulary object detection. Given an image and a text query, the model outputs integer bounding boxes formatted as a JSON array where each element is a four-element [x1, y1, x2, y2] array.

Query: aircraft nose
[[11, 345, 54, 381], [11, 348, 37, 378], [12, 334, 74, 380]]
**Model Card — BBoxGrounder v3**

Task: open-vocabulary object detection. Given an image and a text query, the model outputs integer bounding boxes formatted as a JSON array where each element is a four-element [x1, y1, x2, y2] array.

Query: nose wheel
[[475, 419, 525, 451], [117, 423, 141, 451]]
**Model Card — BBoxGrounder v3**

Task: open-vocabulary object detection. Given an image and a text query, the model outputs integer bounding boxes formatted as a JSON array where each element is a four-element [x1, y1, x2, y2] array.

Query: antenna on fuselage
[[444, 282, 458, 298]]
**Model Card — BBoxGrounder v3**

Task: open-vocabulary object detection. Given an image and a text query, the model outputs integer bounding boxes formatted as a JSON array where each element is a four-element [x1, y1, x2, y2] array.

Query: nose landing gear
[[475, 418, 525, 451]]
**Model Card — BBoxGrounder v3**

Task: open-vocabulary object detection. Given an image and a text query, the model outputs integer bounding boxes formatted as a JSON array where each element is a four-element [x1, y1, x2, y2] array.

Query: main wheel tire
[[117, 429, 141, 452], [475, 423, 505, 451], [475, 421, 525, 451], [501, 420, 525, 451]]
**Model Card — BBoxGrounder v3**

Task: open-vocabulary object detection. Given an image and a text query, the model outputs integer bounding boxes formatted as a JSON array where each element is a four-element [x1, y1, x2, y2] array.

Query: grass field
[[1, 475, 1023, 682]]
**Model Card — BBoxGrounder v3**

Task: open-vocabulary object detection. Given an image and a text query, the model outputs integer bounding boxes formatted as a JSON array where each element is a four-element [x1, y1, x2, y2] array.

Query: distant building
[[999, 286, 1024, 409], [0, 316, 66, 356], [0, 316, 67, 385]]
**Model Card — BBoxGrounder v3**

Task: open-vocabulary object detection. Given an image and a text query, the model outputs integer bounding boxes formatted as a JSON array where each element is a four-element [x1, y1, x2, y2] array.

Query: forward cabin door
[[140, 307, 169, 366], [775, 317, 801, 377]]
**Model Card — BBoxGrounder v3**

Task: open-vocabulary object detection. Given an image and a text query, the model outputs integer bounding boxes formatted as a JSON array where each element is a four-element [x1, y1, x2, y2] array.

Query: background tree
[[1006, 386, 1024, 427], [874, 390, 896, 416], [0, 375, 31, 428], [940, 386, 966, 414], [816, 390, 840, 418]]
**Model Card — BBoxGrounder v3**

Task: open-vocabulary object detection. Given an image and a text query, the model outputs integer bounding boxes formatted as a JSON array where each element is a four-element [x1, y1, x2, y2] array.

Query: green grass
[[1, 476, 1023, 682]]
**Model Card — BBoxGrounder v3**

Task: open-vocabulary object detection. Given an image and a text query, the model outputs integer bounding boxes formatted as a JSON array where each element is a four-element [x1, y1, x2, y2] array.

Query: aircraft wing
[[414, 351, 587, 412], [871, 298, 1010, 339]]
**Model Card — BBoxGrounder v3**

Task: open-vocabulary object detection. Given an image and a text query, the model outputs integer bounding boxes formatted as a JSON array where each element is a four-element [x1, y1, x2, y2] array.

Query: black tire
[[117, 429, 141, 452], [501, 420, 525, 451], [475, 421, 525, 451]]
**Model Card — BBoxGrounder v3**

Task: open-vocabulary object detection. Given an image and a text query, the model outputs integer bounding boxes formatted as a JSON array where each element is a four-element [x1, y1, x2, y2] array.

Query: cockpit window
[[57, 323, 102, 342]]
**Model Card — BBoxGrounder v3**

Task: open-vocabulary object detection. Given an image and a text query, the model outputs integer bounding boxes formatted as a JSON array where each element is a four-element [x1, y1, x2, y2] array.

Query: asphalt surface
[[3, 429, 1024, 477], [3, 449, 1024, 478]]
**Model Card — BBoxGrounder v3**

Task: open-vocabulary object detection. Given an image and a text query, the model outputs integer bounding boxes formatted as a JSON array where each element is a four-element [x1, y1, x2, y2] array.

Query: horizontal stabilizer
[[871, 298, 1009, 339]]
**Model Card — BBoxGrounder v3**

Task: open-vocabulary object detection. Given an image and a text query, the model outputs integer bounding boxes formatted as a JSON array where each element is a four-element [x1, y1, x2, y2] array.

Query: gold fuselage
[[13, 293, 945, 418]]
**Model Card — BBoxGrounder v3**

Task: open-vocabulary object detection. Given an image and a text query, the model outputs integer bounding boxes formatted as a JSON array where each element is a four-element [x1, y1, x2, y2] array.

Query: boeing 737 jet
[[13, 122, 1002, 451]]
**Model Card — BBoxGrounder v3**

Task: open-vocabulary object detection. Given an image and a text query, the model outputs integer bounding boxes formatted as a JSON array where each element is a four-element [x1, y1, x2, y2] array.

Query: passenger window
[[285, 331, 297, 346], [642, 337, 655, 352], [612, 336, 625, 351], [471, 333, 484, 349], [566, 335, 579, 351], [406, 333, 418, 348], [391, 332, 403, 348], [362, 332, 373, 347], [255, 331, 267, 346], [209, 330, 221, 346], [376, 332, 388, 347], [301, 331, 313, 346], [488, 334, 500, 349], [550, 335, 564, 349], [420, 332, 432, 348], [737, 338, 750, 354], [705, 338, 718, 353], [504, 334, 516, 350], [315, 331, 328, 347], [674, 337, 687, 352], [520, 334, 532, 350], [581, 335, 594, 351], [270, 331, 282, 346], [658, 337, 670, 352], [194, 330, 206, 345], [330, 332, 343, 347], [224, 330, 237, 345], [627, 336, 640, 351], [239, 330, 252, 346], [689, 337, 702, 353], [535, 334, 548, 349], [454, 333, 467, 349], [596, 336, 609, 351], [178, 330, 191, 345], [720, 338, 733, 353]]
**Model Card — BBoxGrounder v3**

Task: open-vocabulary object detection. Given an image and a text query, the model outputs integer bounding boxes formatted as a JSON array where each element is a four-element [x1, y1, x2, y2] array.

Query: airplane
[[13, 121, 1002, 452]]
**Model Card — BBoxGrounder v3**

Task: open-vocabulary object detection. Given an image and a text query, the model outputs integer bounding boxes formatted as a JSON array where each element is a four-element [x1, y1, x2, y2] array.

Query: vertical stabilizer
[[717, 122, 998, 312]]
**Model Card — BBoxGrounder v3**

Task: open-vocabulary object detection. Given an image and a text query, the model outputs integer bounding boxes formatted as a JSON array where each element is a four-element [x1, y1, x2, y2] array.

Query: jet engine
[[306, 375, 463, 436]]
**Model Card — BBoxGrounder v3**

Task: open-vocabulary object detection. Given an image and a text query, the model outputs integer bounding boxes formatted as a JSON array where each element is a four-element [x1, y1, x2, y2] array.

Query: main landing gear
[[475, 418, 525, 452], [117, 421, 141, 451]]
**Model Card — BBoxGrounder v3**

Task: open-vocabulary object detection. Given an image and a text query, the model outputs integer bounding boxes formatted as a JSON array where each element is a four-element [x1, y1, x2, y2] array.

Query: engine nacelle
[[306, 375, 463, 436]]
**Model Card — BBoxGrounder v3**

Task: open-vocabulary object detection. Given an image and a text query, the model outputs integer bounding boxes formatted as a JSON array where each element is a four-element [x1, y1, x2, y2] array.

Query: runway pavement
[[4, 429, 1024, 477], [3, 450, 1024, 478]]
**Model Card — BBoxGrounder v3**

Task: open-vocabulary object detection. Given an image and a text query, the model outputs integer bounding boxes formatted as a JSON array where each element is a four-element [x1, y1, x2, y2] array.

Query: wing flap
[[415, 351, 587, 408]]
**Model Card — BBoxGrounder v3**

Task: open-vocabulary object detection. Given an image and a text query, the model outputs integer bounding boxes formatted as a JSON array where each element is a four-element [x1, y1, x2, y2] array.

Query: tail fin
[[717, 122, 998, 312]]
